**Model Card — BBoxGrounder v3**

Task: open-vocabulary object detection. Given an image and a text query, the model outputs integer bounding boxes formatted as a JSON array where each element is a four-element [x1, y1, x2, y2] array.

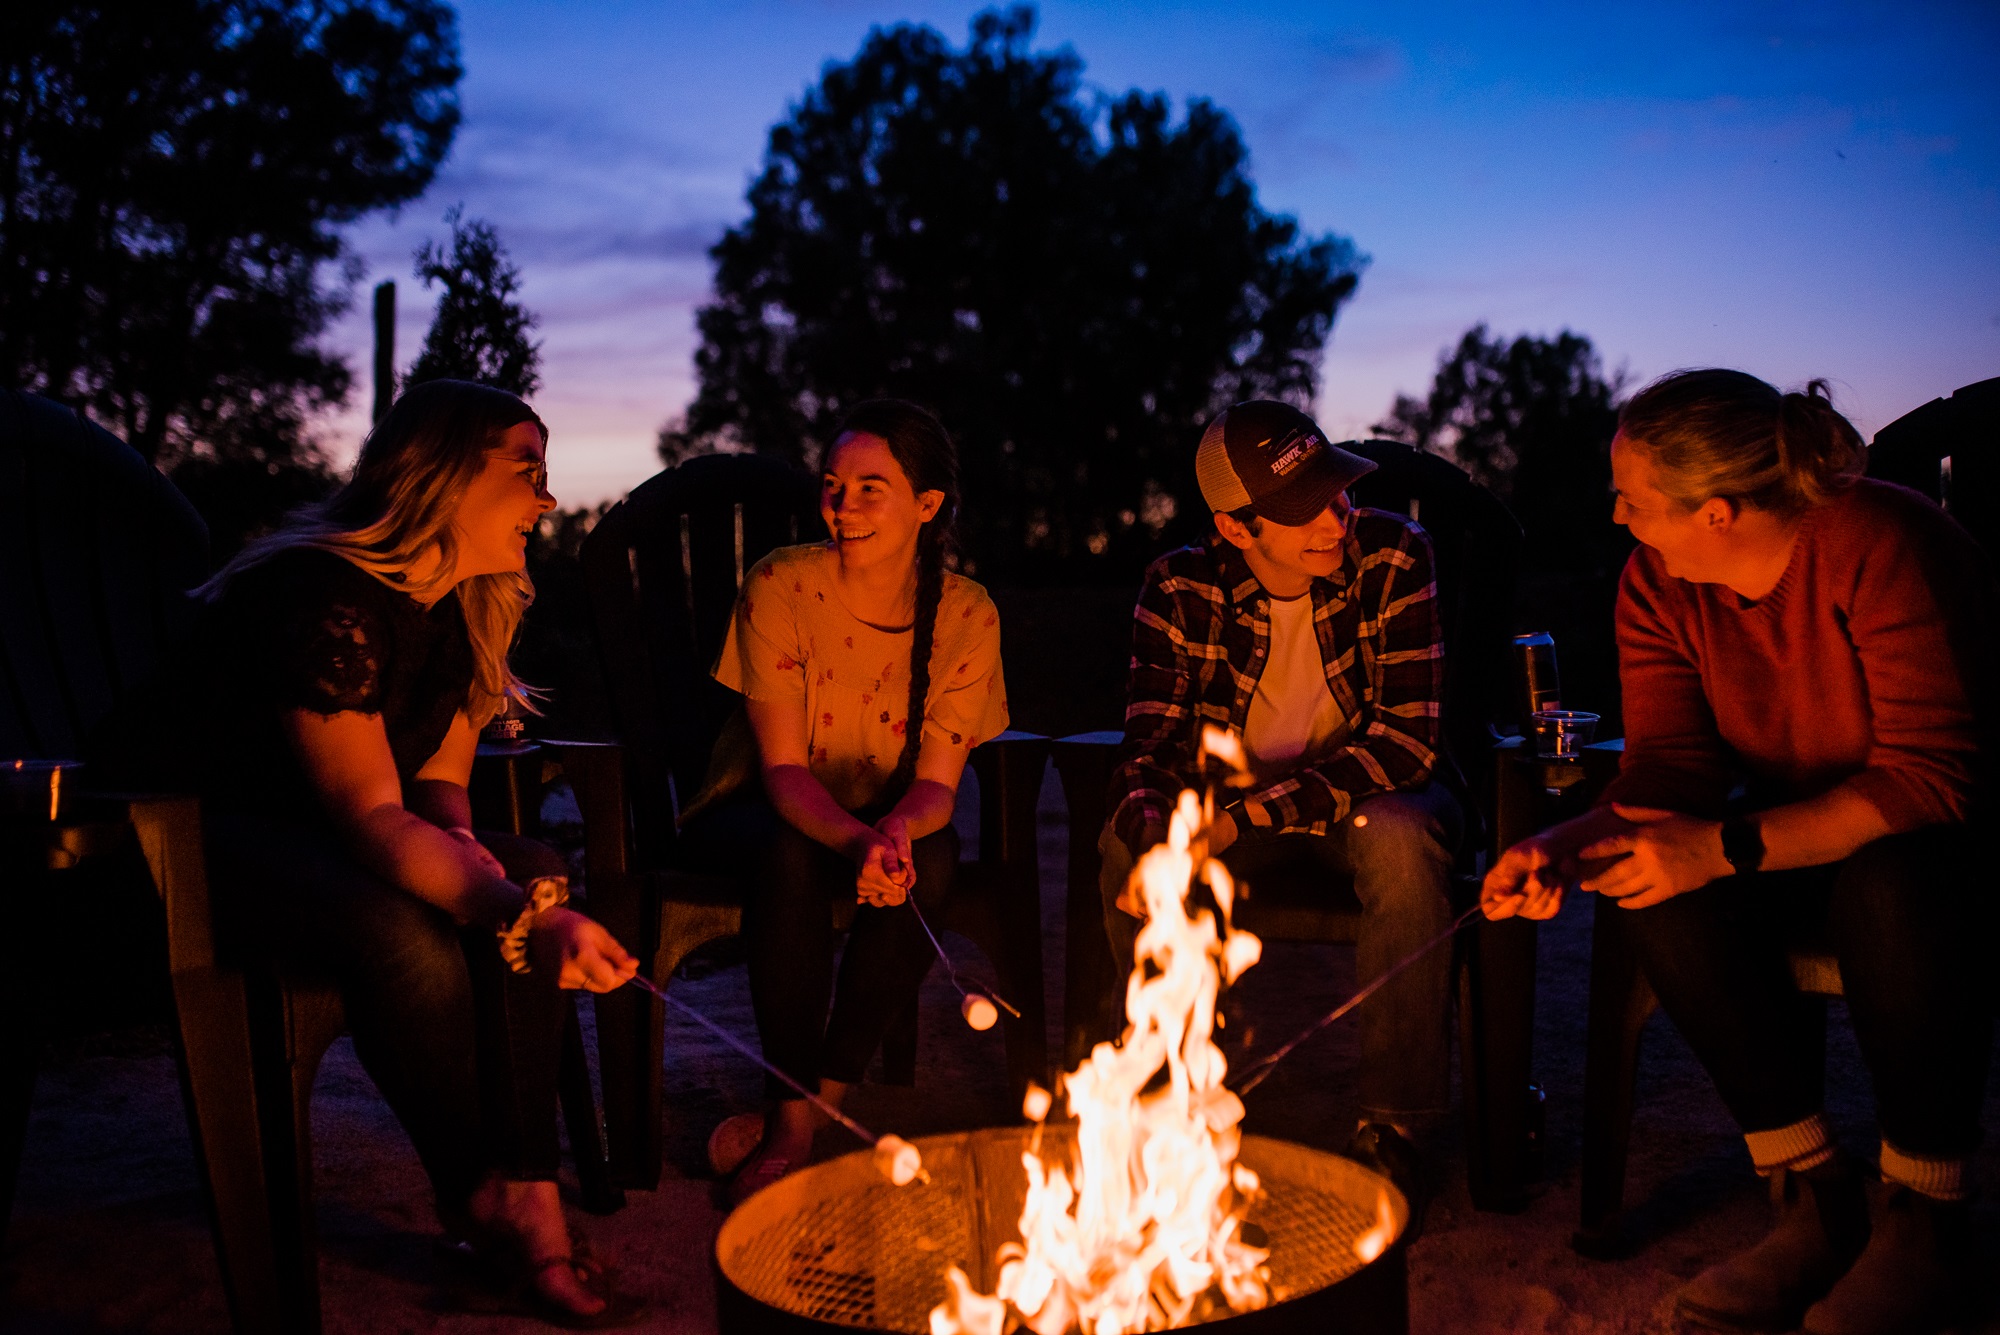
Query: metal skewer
[[626, 974, 884, 1147], [1230, 903, 1486, 1095], [907, 893, 1023, 1019]]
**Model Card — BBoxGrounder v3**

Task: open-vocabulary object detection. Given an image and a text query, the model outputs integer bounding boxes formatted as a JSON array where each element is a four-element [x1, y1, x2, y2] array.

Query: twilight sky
[[320, 0, 2000, 507]]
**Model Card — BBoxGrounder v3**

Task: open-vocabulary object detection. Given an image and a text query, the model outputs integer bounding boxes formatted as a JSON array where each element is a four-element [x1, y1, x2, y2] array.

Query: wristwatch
[[1719, 816, 1765, 877]]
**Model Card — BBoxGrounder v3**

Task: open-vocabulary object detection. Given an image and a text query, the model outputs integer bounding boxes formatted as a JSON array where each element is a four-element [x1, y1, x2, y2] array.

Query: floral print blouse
[[715, 543, 1009, 811]]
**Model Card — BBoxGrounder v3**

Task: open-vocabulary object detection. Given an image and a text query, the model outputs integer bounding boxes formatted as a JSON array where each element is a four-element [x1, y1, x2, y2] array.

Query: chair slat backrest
[[1347, 440, 1524, 825], [580, 453, 820, 862], [1868, 376, 2000, 561], [0, 391, 209, 759]]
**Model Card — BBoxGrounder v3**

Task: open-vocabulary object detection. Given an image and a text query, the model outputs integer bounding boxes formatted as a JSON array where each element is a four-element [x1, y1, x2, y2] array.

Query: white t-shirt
[[1243, 591, 1345, 772]]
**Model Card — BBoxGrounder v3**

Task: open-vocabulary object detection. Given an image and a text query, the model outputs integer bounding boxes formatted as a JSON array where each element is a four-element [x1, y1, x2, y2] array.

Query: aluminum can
[[1512, 631, 1562, 724]]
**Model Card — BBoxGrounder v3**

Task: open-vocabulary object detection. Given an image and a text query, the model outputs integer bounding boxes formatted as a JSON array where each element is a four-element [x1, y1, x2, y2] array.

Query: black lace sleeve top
[[193, 548, 476, 820]]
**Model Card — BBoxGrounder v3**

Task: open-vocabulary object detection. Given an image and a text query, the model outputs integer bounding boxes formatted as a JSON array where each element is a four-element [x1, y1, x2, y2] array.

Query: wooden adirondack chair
[[576, 451, 1050, 1191], [0, 391, 620, 1334], [0, 388, 210, 1242]]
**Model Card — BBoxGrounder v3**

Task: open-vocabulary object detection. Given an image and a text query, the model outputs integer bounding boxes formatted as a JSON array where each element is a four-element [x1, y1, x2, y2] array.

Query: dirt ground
[[5, 769, 1997, 1334]]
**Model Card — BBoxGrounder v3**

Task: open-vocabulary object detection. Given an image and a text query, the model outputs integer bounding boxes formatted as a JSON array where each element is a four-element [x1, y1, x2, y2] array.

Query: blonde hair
[[1618, 368, 1865, 516], [202, 379, 545, 726]]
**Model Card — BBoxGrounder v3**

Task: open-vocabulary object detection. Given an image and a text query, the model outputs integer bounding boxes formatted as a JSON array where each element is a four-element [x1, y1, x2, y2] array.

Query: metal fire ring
[[716, 1128, 1409, 1334]]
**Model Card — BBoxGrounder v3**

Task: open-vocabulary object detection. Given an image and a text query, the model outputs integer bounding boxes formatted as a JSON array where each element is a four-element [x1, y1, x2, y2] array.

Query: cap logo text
[[1266, 428, 1322, 478]]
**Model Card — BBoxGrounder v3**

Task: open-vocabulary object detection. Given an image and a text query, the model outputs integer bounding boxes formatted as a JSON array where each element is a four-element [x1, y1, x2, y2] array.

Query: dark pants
[[1100, 783, 1462, 1122], [1621, 824, 1990, 1159], [206, 810, 570, 1209], [678, 798, 957, 1099]]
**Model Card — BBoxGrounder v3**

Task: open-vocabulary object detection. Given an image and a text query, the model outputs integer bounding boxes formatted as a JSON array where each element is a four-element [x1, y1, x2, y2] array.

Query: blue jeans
[[1099, 783, 1461, 1123]]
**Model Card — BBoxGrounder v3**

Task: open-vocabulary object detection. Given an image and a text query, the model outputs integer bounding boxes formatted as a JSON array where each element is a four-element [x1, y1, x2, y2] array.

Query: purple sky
[[320, 1, 2000, 508]]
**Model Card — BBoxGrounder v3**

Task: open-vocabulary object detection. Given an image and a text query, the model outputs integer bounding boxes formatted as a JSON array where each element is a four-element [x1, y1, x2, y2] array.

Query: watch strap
[[1719, 816, 1765, 877]]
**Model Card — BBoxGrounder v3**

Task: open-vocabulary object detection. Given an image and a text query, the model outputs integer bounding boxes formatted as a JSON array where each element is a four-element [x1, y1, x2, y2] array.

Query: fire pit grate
[[717, 1128, 1409, 1334]]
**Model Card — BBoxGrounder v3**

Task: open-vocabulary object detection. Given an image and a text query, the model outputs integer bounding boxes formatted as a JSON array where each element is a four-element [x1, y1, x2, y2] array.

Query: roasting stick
[[628, 973, 931, 1185], [625, 974, 881, 1146], [907, 894, 1023, 1021], [1230, 903, 1486, 1095]]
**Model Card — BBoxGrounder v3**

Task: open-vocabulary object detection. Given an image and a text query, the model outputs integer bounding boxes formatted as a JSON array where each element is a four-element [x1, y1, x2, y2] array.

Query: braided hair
[[830, 399, 961, 801]]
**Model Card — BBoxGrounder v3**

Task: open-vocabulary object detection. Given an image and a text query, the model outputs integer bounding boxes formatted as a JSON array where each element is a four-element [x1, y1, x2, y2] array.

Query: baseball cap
[[1194, 400, 1377, 527]]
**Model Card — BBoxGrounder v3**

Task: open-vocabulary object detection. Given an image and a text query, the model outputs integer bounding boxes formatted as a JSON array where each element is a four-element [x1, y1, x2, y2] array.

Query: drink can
[[1512, 631, 1561, 724]]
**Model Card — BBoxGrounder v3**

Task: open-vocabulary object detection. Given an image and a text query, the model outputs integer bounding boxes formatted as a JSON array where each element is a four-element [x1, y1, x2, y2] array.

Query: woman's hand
[[531, 907, 639, 992], [1481, 832, 1572, 921], [1576, 804, 1730, 910], [852, 818, 916, 908]]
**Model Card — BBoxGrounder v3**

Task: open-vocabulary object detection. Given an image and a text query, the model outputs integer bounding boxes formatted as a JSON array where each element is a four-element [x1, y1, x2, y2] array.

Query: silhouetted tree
[[1376, 323, 1627, 569], [406, 206, 541, 396], [668, 5, 1364, 583], [0, 0, 462, 469]]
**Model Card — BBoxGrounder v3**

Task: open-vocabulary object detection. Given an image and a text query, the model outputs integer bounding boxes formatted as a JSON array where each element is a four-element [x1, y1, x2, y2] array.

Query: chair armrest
[[126, 793, 217, 974], [1492, 735, 1625, 856], [1050, 731, 1123, 846], [967, 731, 1050, 869]]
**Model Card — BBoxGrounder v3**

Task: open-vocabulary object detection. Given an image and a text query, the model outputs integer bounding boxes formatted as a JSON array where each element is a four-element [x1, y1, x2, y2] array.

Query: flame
[[1353, 1190, 1394, 1264], [933, 775, 1270, 1333]]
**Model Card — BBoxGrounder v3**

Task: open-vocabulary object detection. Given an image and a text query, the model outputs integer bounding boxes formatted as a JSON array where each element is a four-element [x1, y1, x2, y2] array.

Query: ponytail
[[1620, 369, 1865, 515], [828, 398, 962, 802], [1774, 381, 1867, 510]]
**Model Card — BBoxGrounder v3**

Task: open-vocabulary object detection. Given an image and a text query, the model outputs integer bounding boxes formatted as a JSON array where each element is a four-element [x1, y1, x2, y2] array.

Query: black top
[[189, 548, 474, 820]]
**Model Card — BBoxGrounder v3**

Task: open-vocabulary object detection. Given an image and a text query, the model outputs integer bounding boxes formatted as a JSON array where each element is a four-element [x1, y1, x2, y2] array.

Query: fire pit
[[715, 1126, 1410, 1335]]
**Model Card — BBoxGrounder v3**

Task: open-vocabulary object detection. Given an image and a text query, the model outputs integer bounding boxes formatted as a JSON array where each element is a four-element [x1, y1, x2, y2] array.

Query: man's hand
[[532, 907, 639, 992], [1578, 804, 1730, 910], [1481, 832, 1572, 921], [1207, 809, 1240, 856]]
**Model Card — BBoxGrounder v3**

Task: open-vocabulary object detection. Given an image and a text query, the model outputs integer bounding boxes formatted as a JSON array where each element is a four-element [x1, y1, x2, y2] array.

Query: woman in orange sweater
[[1484, 370, 1991, 1335]]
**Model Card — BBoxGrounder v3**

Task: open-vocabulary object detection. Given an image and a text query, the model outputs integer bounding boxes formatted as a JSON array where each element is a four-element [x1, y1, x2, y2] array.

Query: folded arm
[[287, 707, 522, 927]]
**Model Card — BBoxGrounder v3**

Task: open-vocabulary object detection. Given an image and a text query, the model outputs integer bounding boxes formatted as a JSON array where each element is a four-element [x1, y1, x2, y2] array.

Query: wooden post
[[371, 280, 395, 423]]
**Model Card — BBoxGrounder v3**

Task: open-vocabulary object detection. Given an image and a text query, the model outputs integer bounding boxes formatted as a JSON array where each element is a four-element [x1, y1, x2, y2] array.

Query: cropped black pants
[[679, 798, 957, 1099], [1620, 824, 1990, 1159], [206, 809, 570, 1210]]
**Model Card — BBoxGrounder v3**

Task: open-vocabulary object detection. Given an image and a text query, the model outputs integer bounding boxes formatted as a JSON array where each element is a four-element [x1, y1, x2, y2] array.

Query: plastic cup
[[1530, 710, 1599, 760]]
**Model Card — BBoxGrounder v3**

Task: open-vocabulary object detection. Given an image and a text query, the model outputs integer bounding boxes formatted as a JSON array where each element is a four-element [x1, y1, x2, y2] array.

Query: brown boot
[[1802, 1186, 1973, 1335], [1677, 1156, 1870, 1333]]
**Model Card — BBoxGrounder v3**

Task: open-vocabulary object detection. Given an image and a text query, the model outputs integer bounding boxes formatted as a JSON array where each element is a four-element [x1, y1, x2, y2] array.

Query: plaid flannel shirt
[[1109, 509, 1444, 850]]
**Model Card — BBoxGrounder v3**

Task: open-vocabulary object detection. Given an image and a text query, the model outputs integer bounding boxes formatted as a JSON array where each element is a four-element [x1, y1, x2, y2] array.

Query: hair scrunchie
[[498, 874, 570, 974]]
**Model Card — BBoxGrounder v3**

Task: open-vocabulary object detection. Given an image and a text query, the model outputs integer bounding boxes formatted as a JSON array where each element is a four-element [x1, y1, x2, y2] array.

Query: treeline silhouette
[[6, 0, 1631, 724]]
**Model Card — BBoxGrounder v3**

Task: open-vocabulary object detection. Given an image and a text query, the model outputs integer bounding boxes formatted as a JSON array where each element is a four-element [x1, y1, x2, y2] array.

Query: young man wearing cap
[[1101, 399, 1459, 1202]]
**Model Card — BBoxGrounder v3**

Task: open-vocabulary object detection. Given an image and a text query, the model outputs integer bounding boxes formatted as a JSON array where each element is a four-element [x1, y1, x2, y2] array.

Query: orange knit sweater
[[1604, 479, 1993, 830]]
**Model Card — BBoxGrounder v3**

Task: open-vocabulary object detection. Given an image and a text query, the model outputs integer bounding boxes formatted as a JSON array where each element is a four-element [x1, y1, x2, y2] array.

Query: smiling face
[[1610, 430, 1731, 582], [448, 420, 556, 581], [1214, 491, 1354, 596], [821, 430, 943, 580]]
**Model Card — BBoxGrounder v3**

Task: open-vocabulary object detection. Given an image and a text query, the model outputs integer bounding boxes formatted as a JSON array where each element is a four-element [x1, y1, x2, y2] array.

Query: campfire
[[715, 730, 1409, 1334]]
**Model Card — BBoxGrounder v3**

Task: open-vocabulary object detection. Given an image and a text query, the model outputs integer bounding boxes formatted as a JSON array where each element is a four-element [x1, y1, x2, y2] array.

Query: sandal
[[707, 1112, 768, 1177]]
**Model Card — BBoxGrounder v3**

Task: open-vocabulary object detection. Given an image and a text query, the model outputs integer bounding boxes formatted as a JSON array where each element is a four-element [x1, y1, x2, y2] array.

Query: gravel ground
[[5, 768, 1996, 1334]]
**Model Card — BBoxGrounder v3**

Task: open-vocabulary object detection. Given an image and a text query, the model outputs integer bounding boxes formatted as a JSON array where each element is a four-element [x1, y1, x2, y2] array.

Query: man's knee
[[1097, 824, 1141, 968], [1344, 788, 1457, 876]]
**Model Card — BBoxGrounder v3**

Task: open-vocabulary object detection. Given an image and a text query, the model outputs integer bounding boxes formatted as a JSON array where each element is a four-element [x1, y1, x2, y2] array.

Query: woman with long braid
[[681, 399, 1009, 1203]]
